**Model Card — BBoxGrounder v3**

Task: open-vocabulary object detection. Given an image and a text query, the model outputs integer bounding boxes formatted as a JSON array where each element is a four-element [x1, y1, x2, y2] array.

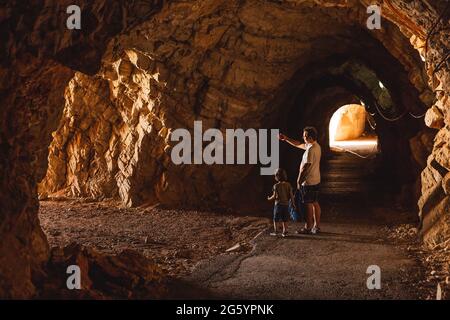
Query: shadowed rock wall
[[0, 0, 448, 298]]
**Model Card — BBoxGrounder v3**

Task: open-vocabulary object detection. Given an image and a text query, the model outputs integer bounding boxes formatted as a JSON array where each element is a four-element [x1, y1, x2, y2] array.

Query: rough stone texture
[[38, 73, 121, 200], [409, 129, 436, 170], [0, 0, 165, 298], [36, 243, 169, 299], [0, 59, 73, 298], [443, 172, 450, 196], [425, 105, 445, 129], [40, 0, 432, 211], [0, 0, 449, 298]]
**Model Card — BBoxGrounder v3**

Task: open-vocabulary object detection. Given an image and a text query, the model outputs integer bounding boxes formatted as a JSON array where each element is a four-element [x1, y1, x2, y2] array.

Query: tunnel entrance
[[275, 52, 429, 214], [329, 104, 379, 157], [321, 103, 381, 202]]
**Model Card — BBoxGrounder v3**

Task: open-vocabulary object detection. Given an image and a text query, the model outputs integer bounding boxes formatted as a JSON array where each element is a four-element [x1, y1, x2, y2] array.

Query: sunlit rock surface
[[40, 0, 434, 211], [0, 0, 449, 297]]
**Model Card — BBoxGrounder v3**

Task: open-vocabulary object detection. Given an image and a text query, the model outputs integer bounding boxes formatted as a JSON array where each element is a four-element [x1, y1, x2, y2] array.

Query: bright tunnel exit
[[329, 104, 379, 156]]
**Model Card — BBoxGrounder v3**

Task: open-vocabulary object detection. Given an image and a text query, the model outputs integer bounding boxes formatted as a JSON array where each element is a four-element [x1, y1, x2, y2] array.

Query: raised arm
[[278, 133, 306, 150]]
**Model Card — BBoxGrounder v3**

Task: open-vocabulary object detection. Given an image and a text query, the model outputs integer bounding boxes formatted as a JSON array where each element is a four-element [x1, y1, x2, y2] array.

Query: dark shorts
[[273, 204, 289, 222], [300, 184, 320, 204]]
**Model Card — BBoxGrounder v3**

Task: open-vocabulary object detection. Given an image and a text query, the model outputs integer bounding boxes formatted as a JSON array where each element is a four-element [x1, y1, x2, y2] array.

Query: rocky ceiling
[[0, 0, 449, 298]]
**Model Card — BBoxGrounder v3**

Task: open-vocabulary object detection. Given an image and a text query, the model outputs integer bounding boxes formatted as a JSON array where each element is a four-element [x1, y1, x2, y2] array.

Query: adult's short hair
[[303, 126, 318, 141]]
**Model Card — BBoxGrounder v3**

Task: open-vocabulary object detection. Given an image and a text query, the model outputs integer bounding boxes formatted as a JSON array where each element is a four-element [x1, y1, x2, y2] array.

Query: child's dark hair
[[275, 168, 288, 182]]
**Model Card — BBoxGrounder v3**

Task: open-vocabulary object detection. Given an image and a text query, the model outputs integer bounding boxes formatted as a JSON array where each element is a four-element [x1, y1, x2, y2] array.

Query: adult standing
[[279, 127, 322, 234]]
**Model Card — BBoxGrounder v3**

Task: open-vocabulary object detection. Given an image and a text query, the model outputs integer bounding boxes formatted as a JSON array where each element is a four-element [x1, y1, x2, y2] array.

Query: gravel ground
[[385, 223, 450, 300], [180, 203, 432, 299], [39, 199, 445, 299], [39, 199, 269, 278]]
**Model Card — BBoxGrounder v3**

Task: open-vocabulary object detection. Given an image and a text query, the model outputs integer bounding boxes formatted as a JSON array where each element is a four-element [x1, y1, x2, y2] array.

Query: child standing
[[267, 168, 296, 237]]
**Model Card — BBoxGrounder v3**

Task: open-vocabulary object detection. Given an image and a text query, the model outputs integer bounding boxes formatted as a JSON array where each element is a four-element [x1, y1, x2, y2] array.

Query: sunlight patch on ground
[[330, 136, 379, 156]]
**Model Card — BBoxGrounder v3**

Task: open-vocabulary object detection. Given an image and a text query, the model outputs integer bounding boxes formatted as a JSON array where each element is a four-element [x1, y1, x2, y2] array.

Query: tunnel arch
[[40, 2, 431, 211], [269, 51, 426, 198]]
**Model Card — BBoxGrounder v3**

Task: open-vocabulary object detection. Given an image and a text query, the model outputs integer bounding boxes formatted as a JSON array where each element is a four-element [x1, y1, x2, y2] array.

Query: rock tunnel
[[0, 0, 449, 298]]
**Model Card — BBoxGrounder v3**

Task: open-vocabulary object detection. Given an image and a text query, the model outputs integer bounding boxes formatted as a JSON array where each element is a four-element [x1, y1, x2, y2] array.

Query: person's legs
[[282, 205, 289, 234], [271, 206, 278, 235], [270, 221, 278, 236], [313, 201, 321, 229], [305, 203, 314, 230]]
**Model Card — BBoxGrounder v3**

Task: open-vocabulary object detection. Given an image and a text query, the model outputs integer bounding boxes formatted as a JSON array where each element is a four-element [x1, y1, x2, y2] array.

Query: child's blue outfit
[[272, 181, 292, 222]]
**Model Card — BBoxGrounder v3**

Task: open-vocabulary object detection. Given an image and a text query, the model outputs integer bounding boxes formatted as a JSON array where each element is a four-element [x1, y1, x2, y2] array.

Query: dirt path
[[39, 200, 269, 278], [177, 203, 431, 299], [38, 150, 445, 299], [170, 201, 436, 299], [165, 149, 446, 299], [39, 199, 437, 299]]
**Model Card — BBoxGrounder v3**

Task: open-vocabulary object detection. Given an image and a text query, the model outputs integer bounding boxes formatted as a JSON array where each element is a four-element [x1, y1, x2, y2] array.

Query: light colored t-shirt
[[300, 142, 321, 186], [273, 181, 293, 205]]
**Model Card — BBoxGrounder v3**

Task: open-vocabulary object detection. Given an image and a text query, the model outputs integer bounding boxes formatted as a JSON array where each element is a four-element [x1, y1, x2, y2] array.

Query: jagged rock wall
[[0, 0, 165, 298], [40, 0, 433, 211], [393, 2, 450, 246], [0, 59, 73, 299], [0, 0, 448, 298], [39, 56, 170, 207], [37, 244, 169, 299]]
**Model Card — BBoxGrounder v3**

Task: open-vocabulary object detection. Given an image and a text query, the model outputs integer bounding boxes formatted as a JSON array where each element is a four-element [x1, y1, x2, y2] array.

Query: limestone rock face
[[0, 60, 74, 298], [443, 172, 450, 196], [425, 105, 445, 129], [409, 0, 450, 247], [37, 244, 169, 299], [39, 0, 435, 211], [420, 122, 450, 245], [39, 74, 121, 200], [409, 129, 435, 170], [0, 0, 449, 297], [0, 0, 165, 298]]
